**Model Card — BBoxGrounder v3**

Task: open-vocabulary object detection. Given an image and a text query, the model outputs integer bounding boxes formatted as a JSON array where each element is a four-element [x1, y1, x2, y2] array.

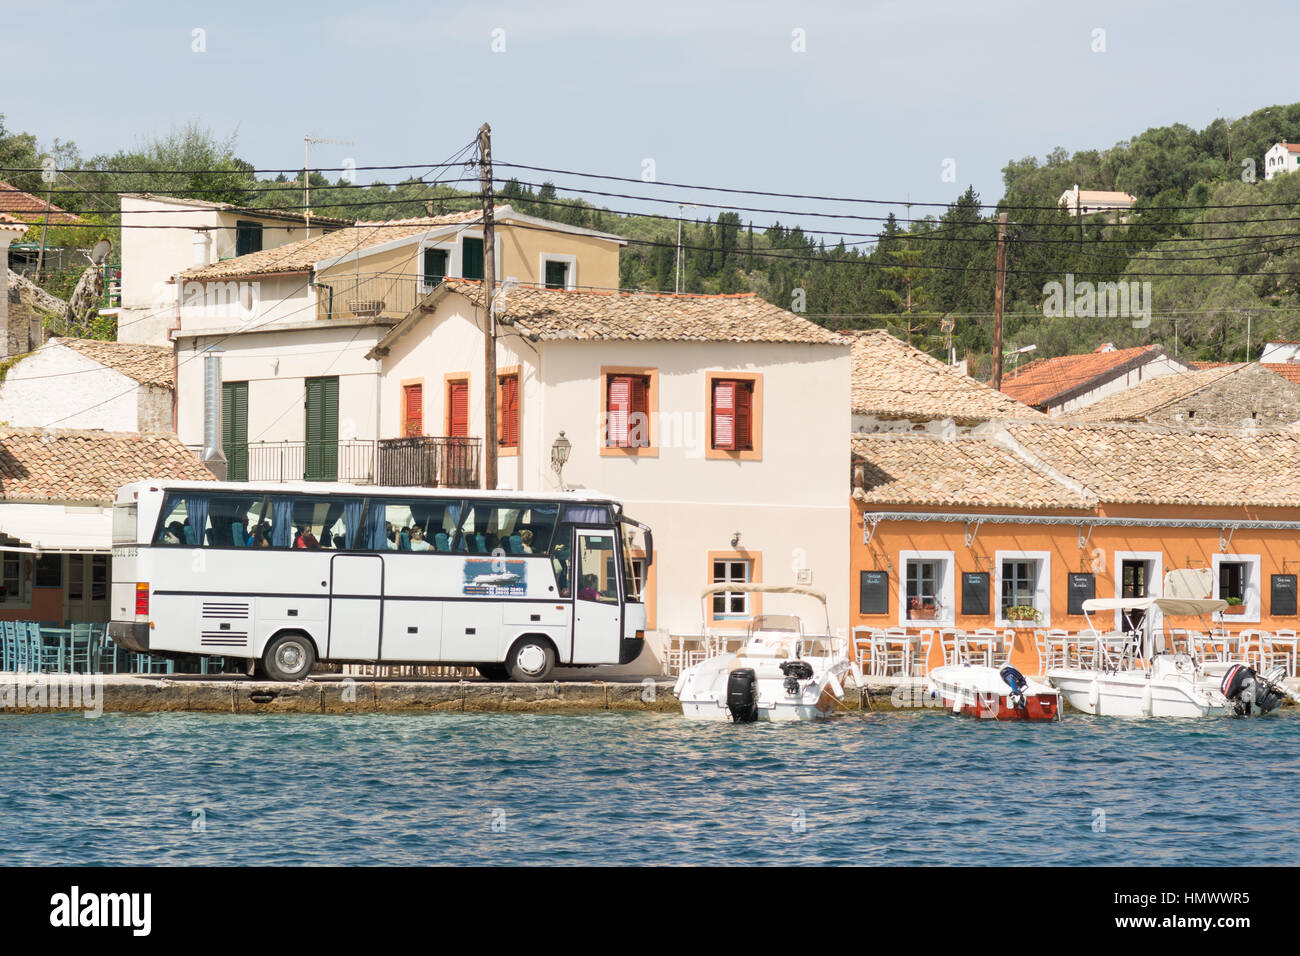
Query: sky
[[2, 0, 1296, 228]]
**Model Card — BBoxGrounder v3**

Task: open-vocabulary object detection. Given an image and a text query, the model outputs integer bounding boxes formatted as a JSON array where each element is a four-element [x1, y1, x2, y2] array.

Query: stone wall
[[1151, 363, 1300, 428]]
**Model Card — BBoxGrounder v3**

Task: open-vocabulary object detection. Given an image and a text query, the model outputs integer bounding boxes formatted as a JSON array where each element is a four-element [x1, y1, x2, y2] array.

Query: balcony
[[189, 437, 481, 488], [314, 271, 428, 323]]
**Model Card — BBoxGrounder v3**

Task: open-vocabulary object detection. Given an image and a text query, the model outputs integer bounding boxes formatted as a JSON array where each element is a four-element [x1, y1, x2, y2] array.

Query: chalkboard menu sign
[[1272, 574, 1297, 616], [859, 570, 889, 615], [1067, 573, 1095, 616], [961, 572, 990, 616]]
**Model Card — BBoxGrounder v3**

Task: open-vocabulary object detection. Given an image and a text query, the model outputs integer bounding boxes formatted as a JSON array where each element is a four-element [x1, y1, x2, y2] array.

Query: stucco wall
[[1051, 354, 1189, 414], [0, 342, 142, 430]]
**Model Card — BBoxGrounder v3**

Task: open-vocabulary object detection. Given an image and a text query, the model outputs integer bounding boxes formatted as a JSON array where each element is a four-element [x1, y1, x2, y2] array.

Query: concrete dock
[[0, 673, 915, 715]]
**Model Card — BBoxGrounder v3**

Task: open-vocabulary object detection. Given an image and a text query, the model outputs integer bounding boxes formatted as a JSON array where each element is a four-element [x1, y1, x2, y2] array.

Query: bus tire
[[506, 636, 556, 682], [262, 632, 316, 682], [476, 663, 510, 682]]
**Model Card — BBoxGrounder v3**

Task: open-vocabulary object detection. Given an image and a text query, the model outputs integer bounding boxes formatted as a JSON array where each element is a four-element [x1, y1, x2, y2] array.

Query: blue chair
[[231, 521, 246, 546], [31, 623, 62, 673], [68, 623, 99, 673], [435, 532, 450, 551], [1, 620, 15, 671], [508, 534, 523, 554], [399, 530, 411, 551]]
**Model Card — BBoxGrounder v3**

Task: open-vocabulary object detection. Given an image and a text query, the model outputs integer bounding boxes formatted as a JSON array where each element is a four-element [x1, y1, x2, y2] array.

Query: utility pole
[[479, 123, 498, 491], [303, 135, 356, 238], [992, 213, 1008, 391]]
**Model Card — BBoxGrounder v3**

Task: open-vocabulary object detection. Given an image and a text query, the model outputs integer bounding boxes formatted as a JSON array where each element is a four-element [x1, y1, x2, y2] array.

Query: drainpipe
[[202, 346, 228, 480]]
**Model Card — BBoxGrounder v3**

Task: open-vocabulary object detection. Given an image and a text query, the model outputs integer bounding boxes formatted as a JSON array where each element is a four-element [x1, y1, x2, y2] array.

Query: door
[[305, 376, 339, 481], [328, 554, 383, 661], [222, 381, 249, 481], [65, 555, 110, 623], [1121, 560, 1147, 632], [571, 529, 622, 664]]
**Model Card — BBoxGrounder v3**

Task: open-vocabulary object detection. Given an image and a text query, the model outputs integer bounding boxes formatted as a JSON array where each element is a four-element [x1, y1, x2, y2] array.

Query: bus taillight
[[135, 582, 149, 616]]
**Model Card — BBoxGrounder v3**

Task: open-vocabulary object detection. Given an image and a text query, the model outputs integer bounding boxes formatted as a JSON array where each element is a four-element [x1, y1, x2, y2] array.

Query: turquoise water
[[2, 709, 1297, 865]]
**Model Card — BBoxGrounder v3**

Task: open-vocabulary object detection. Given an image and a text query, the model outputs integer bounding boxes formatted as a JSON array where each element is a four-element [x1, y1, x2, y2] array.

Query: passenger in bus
[[519, 530, 534, 553], [162, 521, 185, 544], [385, 523, 399, 550], [552, 543, 572, 597], [293, 526, 320, 549], [579, 574, 600, 602], [409, 527, 432, 551], [249, 523, 271, 548]]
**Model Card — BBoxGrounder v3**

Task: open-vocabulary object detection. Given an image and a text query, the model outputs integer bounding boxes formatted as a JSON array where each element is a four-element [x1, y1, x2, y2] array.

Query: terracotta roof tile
[[1067, 365, 1247, 422], [851, 433, 1090, 509], [0, 181, 85, 225], [49, 337, 173, 389], [848, 330, 1040, 422], [0, 429, 213, 502], [1264, 363, 1300, 385], [438, 279, 845, 345], [1001, 344, 1171, 408], [182, 211, 483, 280]]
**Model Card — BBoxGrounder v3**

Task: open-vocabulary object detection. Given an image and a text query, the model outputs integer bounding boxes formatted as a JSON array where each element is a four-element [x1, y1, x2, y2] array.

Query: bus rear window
[[454, 501, 558, 554], [112, 503, 138, 545]]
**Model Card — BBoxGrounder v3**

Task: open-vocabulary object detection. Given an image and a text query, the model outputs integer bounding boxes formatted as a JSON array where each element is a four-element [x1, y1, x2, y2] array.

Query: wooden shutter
[[734, 380, 754, 450], [499, 375, 519, 447], [222, 381, 248, 481], [305, 376, 339, 481], [629, 375, 649, 447], [712, 380, 736, 450], [403, 384, 423, 437], [448, 380, 469, 437], [461, 237, 484, 281], [423, 248, 447, 286], [607, 375, 632, 447]]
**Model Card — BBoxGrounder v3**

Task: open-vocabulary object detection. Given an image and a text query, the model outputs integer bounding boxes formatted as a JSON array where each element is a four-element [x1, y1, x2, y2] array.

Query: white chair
[[939, 628, 963, 666], [871, 633, 905, 676], [851, 627, 875, 675]]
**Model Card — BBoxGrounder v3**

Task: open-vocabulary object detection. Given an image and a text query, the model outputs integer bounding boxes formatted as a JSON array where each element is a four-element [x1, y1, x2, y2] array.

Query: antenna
[[304, 134, 357, 237]]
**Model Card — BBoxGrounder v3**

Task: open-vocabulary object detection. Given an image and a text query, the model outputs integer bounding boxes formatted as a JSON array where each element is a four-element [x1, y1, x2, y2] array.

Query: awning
[[0, 503, 112, 553]]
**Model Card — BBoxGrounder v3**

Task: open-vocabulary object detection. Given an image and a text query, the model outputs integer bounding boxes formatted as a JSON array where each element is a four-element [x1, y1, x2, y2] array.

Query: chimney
[[202, 347, 228, 480], [192, 229, 213, 267]]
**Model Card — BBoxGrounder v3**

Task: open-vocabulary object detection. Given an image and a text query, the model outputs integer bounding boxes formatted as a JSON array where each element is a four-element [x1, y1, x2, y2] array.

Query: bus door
[[328, 554, 383, 661], [571, 529, 622, 664]]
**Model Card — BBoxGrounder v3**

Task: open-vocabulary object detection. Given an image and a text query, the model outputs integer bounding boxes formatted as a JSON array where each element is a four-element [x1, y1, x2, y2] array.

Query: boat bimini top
[[697, 583, 834, 655], [1080, 597, 1228, 616]]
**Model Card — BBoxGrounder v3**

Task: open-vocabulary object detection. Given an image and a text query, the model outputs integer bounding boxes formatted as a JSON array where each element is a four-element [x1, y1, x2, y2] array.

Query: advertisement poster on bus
[[462, 557, 528, 596]]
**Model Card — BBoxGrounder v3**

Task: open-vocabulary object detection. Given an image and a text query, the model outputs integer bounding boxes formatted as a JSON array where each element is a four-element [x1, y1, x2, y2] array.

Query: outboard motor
[[1221, 664, 1286, 717], [726, 668, 759, 722], [999, 665, 1029, 712], [779, 660, 814, 697]]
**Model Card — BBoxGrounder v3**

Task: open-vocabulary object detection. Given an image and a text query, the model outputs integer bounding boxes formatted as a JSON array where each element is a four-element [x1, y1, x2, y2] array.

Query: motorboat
[[1046, 596, 1292, 718], [927, 663, 1061, 721], [674, 584, 860, 721]]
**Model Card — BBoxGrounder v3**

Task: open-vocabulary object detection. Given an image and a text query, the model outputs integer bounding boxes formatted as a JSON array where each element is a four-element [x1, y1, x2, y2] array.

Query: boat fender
[[1141, 683, 1153, 717], [726, 668, 760, 723], [1088, 679, 1100, 714], [779, 660, 814, 697]]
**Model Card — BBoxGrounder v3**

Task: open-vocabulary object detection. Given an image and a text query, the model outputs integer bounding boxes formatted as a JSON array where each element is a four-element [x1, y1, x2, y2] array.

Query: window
[[68, 556, 83, 600], [222, 381, 249, 481], [235, 221, 263, 257], [542, 257, 574, 290], [452, 500, 558, 555], [267, 495, 363, 550], [364, 497, 459, 552], [35, 553, 62, 588], [1220, 562, 1246, 602], [0, 552, 23, 605], [606, 374, 650, 448], [712, 559, 751, 619], [1213, 554, 1261, 623], [91, 555, 107, 601], [906, 561, 939, 617], [994, 551, 1050, 625], [900, 552, 954, 623], [422, 247, 449, 289], [627, 555, 646, 603], [304, 376, 339, 481], [447, 379, 469, 438], [1002, 561, 1036, 614], [156, 492, 269, 547], [461, 236, 484, 281], [710, 378, 755, 451], [498, 373, 519, 450], [402, 383, 423, 438], [577, 532, 619, 603]]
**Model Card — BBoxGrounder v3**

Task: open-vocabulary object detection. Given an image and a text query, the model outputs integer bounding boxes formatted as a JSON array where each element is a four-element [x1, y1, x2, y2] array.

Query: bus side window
[[551, 531, 573, 597]]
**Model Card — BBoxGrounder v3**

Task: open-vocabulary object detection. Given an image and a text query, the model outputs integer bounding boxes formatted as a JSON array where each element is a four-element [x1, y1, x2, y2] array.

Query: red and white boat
[[926, 664, 1061, 721]]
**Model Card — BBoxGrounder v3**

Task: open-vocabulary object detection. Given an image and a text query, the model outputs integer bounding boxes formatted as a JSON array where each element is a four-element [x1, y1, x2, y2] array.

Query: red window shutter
[[499, 375, 519, 447], [629, 376, 649, 448], [449, 381, 469, 437], [607, 375, 632, 447], [735, 381, 753, 450], [712, 379, 736, 450], [403, 384, 423, 437]]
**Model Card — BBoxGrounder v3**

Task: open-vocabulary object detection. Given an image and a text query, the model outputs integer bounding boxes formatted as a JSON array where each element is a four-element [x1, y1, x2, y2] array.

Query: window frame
[[706, 548, 762, 629], [1213, 553, 1262, 624], [599, 366, 658, 457], [898, 550, 955, 626], [994, 550, 1051, 627], [705, 370, 763, 461], [419, 243, 451, 292], [235, 220, 264, 257], [538, 253, 578, 290]]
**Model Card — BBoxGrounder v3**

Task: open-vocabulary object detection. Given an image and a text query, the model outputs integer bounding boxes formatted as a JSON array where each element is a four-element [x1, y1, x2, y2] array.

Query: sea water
[[2, 709, 1297, 865]]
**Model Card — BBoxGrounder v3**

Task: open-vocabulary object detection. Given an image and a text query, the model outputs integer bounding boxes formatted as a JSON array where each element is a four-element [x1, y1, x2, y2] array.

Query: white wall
[[1050, 354, 1189, 415], [0, 342, 144, 430]]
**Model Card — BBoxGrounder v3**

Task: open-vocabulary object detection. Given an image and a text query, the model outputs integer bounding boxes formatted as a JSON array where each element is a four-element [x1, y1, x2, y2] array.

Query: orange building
[[850, 421, 1300, 674]]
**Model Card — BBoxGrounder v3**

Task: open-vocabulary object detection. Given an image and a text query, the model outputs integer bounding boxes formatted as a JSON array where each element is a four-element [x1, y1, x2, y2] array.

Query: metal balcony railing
[[188, 436, 481, 488], [376, 437, 481, 489], [314, 271, 429, 322]]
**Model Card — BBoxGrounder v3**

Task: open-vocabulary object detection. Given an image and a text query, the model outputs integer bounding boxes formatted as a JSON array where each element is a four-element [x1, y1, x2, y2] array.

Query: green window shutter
[[304, 376, 339, 481], [222, 382, 249, 481], [461, 237, 484, 281], [423, 247, 448, 286]]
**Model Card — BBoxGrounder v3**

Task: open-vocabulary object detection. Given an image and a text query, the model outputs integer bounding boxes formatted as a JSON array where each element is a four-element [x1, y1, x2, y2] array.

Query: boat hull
[[927, 665, 1061, 721], [1047, 667, 1230, 718], [674, 653, 850, 722]]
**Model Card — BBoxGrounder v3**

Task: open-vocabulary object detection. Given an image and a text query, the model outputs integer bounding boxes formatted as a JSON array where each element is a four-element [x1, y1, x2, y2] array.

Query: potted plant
[[908, 596, 938, 620], [1222, 597, 1247, 615], [1004, 605, 1042, 624]]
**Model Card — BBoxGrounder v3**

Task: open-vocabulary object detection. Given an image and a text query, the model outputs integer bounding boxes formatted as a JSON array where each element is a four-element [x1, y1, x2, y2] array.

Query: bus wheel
[[263, 633, 316, 682], [476, 663, 510, 682], [507, 638, 555, 682]]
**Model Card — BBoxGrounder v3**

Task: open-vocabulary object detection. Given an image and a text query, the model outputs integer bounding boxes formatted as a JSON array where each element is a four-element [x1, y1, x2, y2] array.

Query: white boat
[[674, 584, 860, 722], [927, 664, 1061, 721], [1046, 596, 1291, 718]]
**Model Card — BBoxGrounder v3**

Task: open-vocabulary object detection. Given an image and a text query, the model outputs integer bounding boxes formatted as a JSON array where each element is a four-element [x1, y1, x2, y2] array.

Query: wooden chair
[[938, 628, 963, 666], [870, 633, 905, 676], [851, 627, 875, 674]]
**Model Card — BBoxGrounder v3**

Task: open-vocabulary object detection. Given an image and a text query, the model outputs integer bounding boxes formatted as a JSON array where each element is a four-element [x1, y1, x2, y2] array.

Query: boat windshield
[[750, 614, 802, 638]]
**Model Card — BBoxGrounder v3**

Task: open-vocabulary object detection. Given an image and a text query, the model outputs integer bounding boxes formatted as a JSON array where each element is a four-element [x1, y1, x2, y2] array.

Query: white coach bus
[[109, 480, 652, 682]]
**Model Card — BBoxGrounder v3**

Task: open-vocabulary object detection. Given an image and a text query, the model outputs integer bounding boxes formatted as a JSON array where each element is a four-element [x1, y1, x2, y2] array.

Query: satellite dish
[[88, 239, 112, 265]]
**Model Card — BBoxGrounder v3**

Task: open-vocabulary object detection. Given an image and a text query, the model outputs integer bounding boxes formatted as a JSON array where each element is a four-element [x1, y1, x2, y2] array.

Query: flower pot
[[909, 608, 938, 620], [1221, 604, 1247, 615]]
